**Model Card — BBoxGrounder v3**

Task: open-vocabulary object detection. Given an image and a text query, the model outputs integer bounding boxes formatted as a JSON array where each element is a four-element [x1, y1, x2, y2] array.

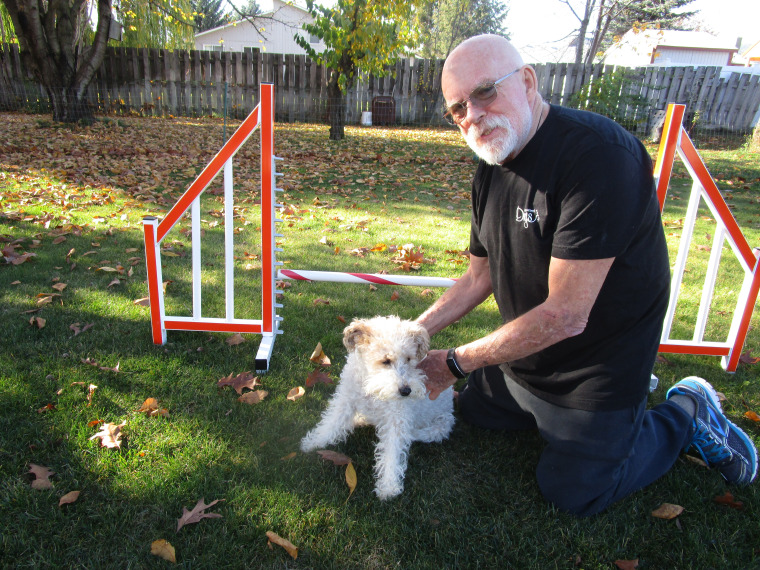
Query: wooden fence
[[2, 43, 760, 133]]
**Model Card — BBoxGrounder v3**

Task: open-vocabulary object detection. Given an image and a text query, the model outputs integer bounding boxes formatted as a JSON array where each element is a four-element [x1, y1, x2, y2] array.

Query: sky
[[508, 0, 760, 62]]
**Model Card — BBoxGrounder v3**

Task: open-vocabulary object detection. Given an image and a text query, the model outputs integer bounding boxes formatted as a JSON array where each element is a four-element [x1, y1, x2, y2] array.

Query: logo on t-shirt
[[516, 206, 540, 228]]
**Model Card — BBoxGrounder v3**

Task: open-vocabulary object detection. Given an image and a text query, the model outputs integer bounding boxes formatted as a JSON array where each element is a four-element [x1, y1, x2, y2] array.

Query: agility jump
[[143, 86, 758, 373]]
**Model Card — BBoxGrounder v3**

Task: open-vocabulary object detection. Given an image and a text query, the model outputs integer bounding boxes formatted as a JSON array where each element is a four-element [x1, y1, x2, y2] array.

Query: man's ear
[[343, 319, 371, 352], [405, 321, 430, 360]]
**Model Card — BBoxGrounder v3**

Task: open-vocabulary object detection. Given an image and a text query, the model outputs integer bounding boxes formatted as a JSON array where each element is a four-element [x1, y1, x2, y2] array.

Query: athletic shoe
[[666, 376, 758, 485]]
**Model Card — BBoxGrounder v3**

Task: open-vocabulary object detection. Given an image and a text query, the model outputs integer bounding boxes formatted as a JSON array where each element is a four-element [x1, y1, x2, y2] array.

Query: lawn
[[1, 113, 759, 569]]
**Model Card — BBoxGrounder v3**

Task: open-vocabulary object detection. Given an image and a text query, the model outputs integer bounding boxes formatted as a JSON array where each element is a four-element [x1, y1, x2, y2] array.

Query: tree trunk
[[3, 0, 112, 123], [327, 72, 345, 141]]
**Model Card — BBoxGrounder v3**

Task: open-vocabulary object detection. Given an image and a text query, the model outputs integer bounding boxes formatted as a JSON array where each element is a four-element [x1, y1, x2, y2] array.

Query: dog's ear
[[406, 321, 430, 360], [343, 319, 372, 351]]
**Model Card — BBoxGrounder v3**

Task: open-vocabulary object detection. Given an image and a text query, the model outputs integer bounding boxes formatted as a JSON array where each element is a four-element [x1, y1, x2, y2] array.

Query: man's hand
[[417, 349, 458, 400]]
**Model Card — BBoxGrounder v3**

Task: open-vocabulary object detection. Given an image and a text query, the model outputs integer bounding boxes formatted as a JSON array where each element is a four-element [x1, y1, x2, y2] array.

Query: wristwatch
[[446, 348, 467, 379]]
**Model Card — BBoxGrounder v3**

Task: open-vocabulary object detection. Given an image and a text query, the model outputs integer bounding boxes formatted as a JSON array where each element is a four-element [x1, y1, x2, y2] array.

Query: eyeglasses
[[443, 67, 522, 125]]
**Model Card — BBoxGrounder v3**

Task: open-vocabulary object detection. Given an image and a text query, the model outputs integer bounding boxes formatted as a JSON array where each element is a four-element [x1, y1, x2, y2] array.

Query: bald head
[[442, 35, 524, 92]]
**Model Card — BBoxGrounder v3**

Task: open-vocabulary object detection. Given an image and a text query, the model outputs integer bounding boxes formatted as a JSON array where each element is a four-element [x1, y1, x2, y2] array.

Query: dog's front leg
[[300, 390, 357, 452], [372, 418, 413, 500]]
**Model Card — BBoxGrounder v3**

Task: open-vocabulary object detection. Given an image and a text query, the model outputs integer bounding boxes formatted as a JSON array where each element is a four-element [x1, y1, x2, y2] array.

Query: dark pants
[[458, 366, 694, 517]]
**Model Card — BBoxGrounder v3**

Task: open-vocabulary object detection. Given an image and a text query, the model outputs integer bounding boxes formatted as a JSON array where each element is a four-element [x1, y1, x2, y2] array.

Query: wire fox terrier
[[300, 315, 455, 499]]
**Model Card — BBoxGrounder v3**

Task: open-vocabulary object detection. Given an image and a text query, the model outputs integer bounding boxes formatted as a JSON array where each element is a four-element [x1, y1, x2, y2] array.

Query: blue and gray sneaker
[[666, 376, 758, 485]]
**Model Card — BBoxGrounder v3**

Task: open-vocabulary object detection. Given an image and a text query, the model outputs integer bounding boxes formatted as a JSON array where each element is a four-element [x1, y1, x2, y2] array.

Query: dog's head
[[342, 316, 430, 400]]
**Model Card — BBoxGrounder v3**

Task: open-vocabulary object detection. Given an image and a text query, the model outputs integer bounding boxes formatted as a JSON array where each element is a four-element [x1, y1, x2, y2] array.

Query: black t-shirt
[[470, 105, 670, 411]]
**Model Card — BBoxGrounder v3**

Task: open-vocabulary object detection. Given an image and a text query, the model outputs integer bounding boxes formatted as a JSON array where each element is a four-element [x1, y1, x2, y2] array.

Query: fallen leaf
[[287, 387, 305, 401], [29, 464, 54, 490], [29, 316, 46, 329], [713, 491, 744, 510], [684, 454, 708, 468], [266, 531, 298, 559], [305, 369, 332, 387], [177, 498, 223, 531], [316, 450, 352, 465], [238, 390, 268, 404], [345, 462, 357, 498], [217, 371, 260, 394], [313, 298, 330, 306], [136, 397, 169, 417], [134, 297, 151, 307], [52, 282, 67, 292], [744, 411, 760, 423], [614, 560, 639, 570], [150, 539, 176, 563], [337, 315, 346, 323], [280, 452, 297, 460], [226, 333, 246, 346], [37, 403, 56, 413], [390, 290, 400, 301], [651, 503, 684, 519], [309, 342, 331, 366], [89, 421, 126, 449], [59, 490, 80, 506]]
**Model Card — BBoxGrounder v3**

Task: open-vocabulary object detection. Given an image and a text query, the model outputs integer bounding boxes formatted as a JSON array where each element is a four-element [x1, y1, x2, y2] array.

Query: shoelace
[[692, 428, 732, 464]]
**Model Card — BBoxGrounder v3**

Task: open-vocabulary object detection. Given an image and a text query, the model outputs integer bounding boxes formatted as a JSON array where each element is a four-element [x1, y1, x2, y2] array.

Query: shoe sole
[[677, 376, 758, 484]]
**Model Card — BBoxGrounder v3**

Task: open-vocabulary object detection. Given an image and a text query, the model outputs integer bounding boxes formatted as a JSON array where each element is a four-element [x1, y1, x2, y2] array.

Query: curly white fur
[[300, 315, 455, 500]]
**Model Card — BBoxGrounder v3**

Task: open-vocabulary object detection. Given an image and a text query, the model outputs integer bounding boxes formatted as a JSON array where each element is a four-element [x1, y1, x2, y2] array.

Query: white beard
[[463, 111, 532, 165]]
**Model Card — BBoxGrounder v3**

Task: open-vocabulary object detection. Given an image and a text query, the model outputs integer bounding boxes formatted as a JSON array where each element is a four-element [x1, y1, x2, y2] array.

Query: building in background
[[194, 0, 324, 55]]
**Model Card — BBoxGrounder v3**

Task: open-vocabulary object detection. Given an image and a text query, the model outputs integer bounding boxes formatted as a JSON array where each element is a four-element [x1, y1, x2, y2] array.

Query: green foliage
[[118, 0, 196, 49], [568, 69, 652, 132], [0, 1, 17, 43], [296, 0, 420, 92], [415, 0, 509, 59], [191, 0, 230, 32]]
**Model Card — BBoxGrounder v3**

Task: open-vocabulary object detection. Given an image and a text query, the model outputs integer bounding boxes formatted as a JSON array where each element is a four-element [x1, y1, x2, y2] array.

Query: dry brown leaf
[[150, 539, 176, 563], [713, 490, 744, 510], [390, 290, 400, 301], [345, 462, 357, 498], [37, 403, 55, 413], [59, 490, 80, 506], [29, 316, 46, 329], [305, 369, 332, 388], [176, 498, 223, 531], [309, 342, 331, 366], [313, 298, 330, 306], [226, 333, 246, 346], [29, 464, 54, 490], [89, 421, 125, 449], [684, 454, 708, 468], [316, 450, 352, 466], [136, 397, 169, 417], [265, 531, 298, 559], [280, 452, 297, 461], [651, 503, 684, 519], [614, 560, 639, 570], [238, 390, 268, 404], [134, 297, 151, 307], [287, 387, 305, 401], [218, 371, 260, 394], [744, 410, 760, 423]]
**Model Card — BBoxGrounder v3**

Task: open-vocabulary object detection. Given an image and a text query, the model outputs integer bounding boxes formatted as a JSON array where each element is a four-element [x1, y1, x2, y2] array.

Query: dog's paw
[[374, 482, 403, 500]]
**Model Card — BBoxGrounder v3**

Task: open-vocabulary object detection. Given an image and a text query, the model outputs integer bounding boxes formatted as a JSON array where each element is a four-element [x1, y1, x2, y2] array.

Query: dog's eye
[[382, 358, 392, 366]]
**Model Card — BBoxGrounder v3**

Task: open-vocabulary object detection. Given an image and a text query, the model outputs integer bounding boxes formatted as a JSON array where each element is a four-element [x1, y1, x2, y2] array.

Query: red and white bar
[[278, 269, 456, 288]]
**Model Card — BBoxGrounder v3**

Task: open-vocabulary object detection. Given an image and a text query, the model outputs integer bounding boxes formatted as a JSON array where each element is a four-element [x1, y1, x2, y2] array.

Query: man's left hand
[[417, 349, 458, 400]]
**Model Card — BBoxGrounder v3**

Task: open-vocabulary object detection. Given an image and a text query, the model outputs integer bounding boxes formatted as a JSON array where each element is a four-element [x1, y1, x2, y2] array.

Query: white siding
[[653, 47, 731, 67], [194, 0, 323, 55]]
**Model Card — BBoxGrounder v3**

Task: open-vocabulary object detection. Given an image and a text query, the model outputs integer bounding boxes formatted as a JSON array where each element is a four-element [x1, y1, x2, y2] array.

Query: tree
[[296, 0, 421, 141], [191, 0, 229, 32], [416, 0, 508, 59], [561, 0, 695, 67], [2, 0, 113, 122], [119, 0, 196, 49]]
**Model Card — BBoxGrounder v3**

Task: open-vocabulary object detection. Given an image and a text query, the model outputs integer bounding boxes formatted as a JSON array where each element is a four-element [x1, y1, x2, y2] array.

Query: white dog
[[300, 315, 455, 500]]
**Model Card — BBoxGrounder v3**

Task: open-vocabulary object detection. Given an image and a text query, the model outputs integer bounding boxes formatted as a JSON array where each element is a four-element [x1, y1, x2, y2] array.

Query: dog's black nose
[[398, 386, 412, 397]]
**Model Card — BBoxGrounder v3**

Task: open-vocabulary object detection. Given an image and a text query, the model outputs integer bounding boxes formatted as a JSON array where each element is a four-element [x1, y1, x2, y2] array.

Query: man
[[416, 34, 757, 516]]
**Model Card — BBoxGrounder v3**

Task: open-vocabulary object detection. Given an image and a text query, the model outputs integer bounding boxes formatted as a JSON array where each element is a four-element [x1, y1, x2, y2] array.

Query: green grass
[[1, 114, 760, 568]]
